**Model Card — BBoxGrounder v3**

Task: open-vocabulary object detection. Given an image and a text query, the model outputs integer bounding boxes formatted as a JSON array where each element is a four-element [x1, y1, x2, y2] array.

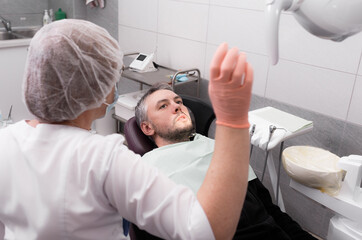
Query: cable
[[261, 125, 277, 182]]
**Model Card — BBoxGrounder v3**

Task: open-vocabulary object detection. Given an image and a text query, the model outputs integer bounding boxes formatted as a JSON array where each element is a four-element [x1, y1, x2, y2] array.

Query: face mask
[[104, 85, 119, 114]]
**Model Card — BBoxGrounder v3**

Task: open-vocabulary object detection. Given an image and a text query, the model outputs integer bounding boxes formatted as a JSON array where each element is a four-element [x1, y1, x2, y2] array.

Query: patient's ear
[[140, 121, 155, 136]]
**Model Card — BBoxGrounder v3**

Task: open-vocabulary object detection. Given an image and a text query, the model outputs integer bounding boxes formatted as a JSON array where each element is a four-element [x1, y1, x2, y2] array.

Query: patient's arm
[[197, 43, 253, 240]]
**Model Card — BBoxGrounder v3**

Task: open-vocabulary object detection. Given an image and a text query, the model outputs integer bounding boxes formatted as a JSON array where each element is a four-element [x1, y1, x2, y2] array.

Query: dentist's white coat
[[0, 120, 214, 240]]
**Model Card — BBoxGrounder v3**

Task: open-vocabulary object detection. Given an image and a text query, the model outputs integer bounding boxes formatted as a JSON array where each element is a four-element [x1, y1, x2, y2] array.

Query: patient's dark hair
[[135, 82, 173, 127]]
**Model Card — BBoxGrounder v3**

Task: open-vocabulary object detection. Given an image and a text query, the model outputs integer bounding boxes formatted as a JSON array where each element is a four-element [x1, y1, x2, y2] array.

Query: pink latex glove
[[209, 43, 253, 129]]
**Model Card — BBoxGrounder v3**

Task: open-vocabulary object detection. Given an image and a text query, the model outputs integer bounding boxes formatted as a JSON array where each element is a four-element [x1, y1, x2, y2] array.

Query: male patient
[[134, 83, 317, 240]]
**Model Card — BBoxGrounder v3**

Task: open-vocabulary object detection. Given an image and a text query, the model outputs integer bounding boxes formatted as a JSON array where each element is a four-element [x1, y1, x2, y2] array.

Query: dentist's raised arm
[[197, 43, 253, 240]]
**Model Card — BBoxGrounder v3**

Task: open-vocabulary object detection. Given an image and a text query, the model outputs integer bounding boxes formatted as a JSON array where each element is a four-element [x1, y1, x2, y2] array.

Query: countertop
[[0, 38, 31, 49]]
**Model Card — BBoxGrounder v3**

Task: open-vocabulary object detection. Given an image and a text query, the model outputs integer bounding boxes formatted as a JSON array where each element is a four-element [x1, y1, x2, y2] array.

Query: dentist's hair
[[23, 19, 123, 122], [135, 83, 173, 127]]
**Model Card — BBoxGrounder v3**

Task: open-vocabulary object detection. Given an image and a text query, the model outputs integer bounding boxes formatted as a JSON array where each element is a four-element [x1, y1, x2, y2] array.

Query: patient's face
[[144, 89, 193, 143]]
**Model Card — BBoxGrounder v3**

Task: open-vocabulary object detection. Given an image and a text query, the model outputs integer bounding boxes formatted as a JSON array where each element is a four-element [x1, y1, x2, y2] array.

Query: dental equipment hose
[[249, 124, 256, 159], [261, 151, 269, 182], [276, 141, 284, 203], [261, 125, 277, 182]]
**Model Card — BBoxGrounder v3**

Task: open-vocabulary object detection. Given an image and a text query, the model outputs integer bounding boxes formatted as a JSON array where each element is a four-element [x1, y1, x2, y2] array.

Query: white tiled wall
[[118, 0, 158, 31], [266, 61, 356, 120], [118, 26, 158, 54], [207, 6, 267, 54], [158, 0, 209, 42], [210, 0, 264, 10], [179, 0, 210, 5], [157, 35, 206, 71], [347, 75, 362, 124], [118, 0, 362, 126], [278, 14, 362, 73]]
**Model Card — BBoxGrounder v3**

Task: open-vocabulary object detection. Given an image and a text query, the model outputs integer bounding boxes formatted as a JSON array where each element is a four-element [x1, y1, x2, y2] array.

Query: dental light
[[266, 0, 362, 65]]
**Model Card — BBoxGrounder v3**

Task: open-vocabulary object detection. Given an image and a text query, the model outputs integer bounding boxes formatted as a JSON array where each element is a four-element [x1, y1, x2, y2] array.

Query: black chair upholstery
[[180, 94, 215, 136], [124, 94, 215, 239]]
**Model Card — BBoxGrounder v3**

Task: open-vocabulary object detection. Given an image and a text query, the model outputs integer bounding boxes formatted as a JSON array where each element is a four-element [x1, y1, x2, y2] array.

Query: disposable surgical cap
[[23, 19, 123, 122]]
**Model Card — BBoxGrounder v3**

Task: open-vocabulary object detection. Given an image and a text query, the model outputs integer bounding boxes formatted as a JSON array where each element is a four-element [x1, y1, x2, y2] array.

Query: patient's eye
[[176, 100, 183, 105], [159, 104, 167, 109]]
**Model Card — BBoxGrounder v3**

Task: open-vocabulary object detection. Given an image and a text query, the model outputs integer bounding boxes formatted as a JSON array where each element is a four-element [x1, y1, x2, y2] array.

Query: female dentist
[[0, 19, 253, 240]]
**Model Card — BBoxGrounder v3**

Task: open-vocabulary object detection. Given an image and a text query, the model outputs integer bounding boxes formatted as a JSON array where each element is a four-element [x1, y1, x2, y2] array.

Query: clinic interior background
[[1, 0, 362, 239]]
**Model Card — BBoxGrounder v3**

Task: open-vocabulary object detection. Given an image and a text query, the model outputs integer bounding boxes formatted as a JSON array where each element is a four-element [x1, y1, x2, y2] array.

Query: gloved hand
[[209, 43, 253, 128]]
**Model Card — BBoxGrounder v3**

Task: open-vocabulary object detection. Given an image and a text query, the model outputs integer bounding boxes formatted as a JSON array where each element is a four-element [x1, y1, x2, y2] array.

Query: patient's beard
[[153, 123, 194, 144]]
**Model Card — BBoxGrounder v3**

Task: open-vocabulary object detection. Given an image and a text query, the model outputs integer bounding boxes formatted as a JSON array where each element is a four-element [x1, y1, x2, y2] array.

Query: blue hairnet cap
[[23, 19, 123, 122]]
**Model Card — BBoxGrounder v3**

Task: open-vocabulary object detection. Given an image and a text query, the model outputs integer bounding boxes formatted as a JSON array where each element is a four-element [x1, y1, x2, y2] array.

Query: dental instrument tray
[[249, 107, 313, 151], [122, 53, 200, 96]]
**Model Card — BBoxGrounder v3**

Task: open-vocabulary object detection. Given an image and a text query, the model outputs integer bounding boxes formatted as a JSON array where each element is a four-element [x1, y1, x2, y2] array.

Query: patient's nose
[[172, 103, 181, 113]]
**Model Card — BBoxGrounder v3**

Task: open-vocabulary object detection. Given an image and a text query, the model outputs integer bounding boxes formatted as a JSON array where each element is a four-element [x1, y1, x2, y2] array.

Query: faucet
[[0, 105, 13, 128], [0, 15, 12, 32]]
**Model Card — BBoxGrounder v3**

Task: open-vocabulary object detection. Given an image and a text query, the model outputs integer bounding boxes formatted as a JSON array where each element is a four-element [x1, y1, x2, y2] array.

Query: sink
[[282, 146, 345, 196], [0, 26, 41, 40], [12, 27, 40, 38], [0, 31, 24, 40]]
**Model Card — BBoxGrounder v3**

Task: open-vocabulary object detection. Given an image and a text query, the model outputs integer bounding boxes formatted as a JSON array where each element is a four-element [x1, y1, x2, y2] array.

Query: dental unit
[[249, 105, 362, 239], [248, 106, 313, 211]]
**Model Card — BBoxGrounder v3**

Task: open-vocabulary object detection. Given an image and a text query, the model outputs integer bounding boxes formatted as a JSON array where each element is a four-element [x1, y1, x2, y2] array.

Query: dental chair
[[124, 94, 215, 240]]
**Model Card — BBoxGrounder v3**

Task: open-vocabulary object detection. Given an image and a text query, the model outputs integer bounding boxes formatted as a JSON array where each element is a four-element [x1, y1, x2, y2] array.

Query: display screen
[[137, 54, 147, 61]]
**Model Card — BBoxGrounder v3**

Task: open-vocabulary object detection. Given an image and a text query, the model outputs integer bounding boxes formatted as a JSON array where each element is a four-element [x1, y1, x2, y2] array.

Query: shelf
[[122, 55, 200, 96]]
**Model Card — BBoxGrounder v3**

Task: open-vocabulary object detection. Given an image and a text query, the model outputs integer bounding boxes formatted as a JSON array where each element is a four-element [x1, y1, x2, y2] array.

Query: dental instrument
[[249, 124, 256, 159]]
